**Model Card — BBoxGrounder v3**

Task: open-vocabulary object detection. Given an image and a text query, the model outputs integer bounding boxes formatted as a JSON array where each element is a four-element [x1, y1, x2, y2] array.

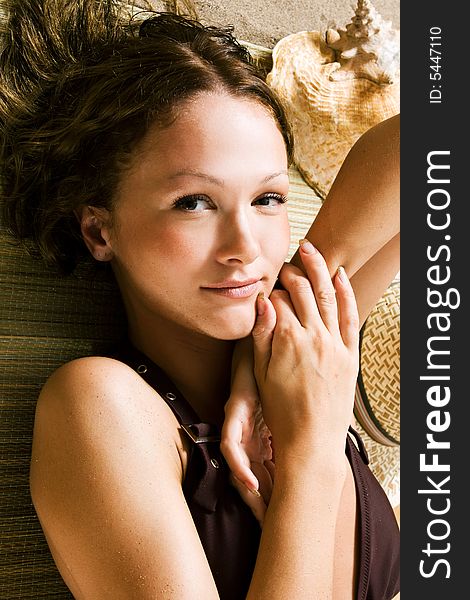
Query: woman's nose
[[215, 213, 261, 265]]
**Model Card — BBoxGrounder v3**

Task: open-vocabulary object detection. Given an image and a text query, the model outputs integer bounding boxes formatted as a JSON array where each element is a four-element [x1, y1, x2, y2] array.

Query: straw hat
[[353, 280, 400, 508]]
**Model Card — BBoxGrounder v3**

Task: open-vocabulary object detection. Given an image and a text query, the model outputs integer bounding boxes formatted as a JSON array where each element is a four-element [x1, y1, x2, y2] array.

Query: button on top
[[137, 364, 148, 374], [165, 392, 177, 401], [210, 458, 220, 469]]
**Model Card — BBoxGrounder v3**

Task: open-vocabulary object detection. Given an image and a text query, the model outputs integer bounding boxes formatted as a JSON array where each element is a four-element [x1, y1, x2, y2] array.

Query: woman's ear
[[74, 205, 114, 262]]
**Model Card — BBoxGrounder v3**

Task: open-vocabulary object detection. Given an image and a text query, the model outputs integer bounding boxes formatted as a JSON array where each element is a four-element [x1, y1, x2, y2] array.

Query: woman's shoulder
[[41, 354, 143, 392], [37, 354, 169, 419], [29, 356, 210, 598], [32, 355, 188, 494]]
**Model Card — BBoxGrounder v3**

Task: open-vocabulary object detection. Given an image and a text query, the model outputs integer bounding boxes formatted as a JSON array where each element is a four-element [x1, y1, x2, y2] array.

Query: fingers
[[298, 240, 340, 334], [334, 266, 360, 349], [230, 473, 267, 527], [277, 262, 319, 328], [279, 240, 340, 334], [230, 461, 274, 527], [220, 406, 260, 492], [252, 461, 274, 507], [251, 292, 277, 379]]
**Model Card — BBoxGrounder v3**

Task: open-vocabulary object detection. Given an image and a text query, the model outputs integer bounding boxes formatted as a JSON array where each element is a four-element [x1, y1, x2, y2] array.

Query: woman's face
[[103, 92, 291, 340]]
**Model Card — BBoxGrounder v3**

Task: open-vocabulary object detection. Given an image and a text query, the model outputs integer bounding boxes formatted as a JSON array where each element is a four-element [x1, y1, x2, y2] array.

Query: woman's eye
[[172, 195, 212, 212], [253, 193, 288, 207]]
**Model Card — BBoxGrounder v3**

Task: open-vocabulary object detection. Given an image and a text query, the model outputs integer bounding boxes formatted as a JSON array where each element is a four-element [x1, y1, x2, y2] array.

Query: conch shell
[[266, 0, 400, 198]]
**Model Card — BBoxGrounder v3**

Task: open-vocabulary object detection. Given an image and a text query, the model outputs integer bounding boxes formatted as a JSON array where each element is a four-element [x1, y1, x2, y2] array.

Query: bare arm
[[247, 247, 359, 598], [290, 113, 400, 326], [249, 452, 346, 598]]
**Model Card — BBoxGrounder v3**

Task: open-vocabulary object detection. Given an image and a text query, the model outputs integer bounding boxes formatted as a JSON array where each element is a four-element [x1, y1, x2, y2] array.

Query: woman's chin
[[212, 322, 255, 341], [207, 310, 256, 341]]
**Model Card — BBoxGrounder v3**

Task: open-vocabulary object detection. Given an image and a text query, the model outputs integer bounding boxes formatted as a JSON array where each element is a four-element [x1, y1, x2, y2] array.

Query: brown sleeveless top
[[114, 342, 400, 600]]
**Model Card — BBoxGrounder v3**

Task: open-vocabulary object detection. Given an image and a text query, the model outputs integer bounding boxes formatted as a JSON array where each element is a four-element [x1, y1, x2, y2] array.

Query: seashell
[[266, 0, 400, 199]]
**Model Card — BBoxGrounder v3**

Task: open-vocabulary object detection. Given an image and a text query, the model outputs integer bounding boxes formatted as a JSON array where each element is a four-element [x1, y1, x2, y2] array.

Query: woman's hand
[[252, 240, 360, 463], [221, 338, 275, 526]]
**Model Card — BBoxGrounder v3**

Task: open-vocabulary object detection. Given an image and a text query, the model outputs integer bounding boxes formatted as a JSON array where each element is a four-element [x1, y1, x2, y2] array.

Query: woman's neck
[[127, 312, 235, 428]]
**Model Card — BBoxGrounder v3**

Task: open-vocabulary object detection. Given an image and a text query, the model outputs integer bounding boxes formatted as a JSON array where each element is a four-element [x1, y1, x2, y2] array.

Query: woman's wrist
[[273, 443, 348, 484]]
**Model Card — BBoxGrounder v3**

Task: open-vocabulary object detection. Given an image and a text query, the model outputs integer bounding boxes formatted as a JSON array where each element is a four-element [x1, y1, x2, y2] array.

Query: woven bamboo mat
[[0, 233, 127, 597]]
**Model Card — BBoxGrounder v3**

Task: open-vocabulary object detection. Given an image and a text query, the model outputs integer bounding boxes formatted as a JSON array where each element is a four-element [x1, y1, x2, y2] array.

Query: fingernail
[[299, 239, 317, 254], [257, 292, 266, 316], [247, 486, 261, 497], [337, 265, 347, 282]]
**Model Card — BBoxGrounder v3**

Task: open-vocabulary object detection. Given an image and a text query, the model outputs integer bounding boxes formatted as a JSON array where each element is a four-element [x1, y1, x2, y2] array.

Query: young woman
[[0, 1, 400, 598]]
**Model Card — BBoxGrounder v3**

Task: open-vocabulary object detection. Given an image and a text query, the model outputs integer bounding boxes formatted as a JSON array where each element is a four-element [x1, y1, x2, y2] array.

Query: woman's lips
[[202, 279, 261, 298]]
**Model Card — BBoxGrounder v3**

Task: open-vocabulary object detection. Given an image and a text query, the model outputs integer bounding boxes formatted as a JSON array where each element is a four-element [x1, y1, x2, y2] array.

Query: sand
[[194, 0, 399, 48]]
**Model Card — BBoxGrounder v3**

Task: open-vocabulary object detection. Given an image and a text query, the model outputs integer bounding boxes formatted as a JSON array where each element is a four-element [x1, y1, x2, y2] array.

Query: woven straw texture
[[356, 282, 400, 447], [0, 30, 399, 598], [353, 281, 400, 509]]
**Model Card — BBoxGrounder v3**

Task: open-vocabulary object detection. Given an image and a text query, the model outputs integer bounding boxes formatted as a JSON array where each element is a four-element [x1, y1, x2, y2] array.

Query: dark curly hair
[[0, 0, 293, 273]]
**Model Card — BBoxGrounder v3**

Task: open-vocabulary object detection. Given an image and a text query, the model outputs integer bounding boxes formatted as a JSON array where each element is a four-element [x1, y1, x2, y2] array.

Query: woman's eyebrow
[[167, 169, 288, 186], [168, 170, 223, 185], [260, 170, 289, 183]]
